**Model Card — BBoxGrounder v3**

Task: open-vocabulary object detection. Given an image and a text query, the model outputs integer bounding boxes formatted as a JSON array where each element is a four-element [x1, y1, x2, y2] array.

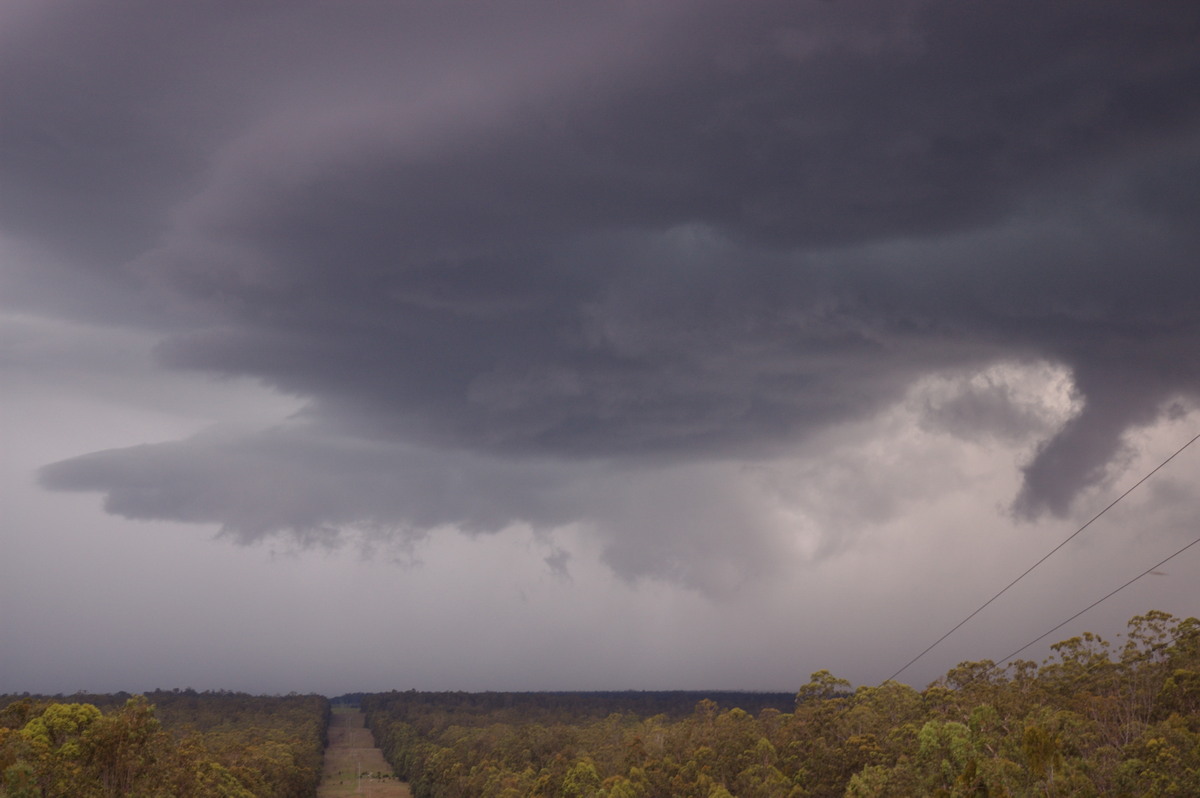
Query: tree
[[82, 695, 163, 797], [562, 759, 602, 798], [1, 761, 38, 798]]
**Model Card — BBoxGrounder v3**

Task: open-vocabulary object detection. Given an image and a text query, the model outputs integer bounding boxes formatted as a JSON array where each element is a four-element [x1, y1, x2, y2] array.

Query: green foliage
[[562, 759, 601, 797], [1115, 713, 1200, 795], [0, 692, 327, 798], [0, 762, 37, 798], [356, 611, 1200, 798]]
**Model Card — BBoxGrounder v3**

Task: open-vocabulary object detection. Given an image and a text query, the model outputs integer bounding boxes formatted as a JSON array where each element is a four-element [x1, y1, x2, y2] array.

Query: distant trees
[[362, 611, 1200, 798]]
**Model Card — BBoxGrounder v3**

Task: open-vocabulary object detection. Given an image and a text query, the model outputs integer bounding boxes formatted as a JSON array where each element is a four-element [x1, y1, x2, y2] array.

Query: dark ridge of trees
[[364, 691, 798, 725], [330, 692, 368, 708], [0, 691, 328, 798], [362, 611, 1200, 797]]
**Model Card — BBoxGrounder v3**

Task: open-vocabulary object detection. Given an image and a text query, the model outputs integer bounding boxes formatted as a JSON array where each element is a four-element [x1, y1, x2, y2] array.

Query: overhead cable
[[884, 431, 1200, 684], [991, 532, 1200, 667]]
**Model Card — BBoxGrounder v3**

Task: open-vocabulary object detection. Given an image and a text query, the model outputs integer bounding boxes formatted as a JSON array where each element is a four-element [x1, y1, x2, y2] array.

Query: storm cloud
[[9, 0, 1200, 598]]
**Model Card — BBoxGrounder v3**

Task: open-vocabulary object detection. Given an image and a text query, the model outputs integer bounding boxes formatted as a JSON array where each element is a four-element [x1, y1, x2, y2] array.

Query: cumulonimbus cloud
[[12, 1, 1200, 588]]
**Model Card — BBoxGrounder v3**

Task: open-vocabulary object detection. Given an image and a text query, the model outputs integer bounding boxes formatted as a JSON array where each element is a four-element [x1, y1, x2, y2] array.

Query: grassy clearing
[[318, 707, 411, 798]]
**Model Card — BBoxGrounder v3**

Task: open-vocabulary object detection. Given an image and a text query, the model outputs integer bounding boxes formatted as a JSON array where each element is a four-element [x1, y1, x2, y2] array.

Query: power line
[[884, 430, 1200, 684], [992, 532, 1200, 667]]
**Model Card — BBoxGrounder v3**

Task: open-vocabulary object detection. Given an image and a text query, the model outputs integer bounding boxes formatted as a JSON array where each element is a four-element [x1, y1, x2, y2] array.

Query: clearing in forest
[[317, 706, 412, 798]]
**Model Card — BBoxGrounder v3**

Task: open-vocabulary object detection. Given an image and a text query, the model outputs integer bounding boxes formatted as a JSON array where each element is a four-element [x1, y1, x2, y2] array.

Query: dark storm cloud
[[10, 1, 1200, 570]]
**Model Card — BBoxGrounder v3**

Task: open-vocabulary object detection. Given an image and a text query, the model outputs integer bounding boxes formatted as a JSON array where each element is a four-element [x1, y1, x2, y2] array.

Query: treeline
[[363, 611, 1200, 797], [0, 690, 328, 798], [363, 691, 797, 726]]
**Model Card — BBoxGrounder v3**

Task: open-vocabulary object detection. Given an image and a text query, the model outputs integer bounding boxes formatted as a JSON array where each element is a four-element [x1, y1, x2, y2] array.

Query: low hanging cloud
[[37, 426, 576, 548], [37, 359, 1109, 597], [12, 1, 1200, 590], [37, 425, 800, 595]]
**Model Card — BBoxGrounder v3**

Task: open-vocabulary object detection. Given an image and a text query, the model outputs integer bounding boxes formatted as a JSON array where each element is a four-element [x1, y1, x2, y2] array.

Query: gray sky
[[3, 0, 1200, 697]]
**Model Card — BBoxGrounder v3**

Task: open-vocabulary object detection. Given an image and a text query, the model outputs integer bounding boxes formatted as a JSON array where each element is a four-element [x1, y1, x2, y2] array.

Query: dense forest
[[362, 611, 1200, 797], [3, 611, 1199, 796], [0, 690, 327, 798]]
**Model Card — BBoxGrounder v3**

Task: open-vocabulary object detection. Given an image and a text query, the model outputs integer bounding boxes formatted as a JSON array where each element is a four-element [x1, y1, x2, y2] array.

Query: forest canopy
[[3, 611, 1199, 796], [361, 611, 1200, 797], [0, 690, 327, 798]]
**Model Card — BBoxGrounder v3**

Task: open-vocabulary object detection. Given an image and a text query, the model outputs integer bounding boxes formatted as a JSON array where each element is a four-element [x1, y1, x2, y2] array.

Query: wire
[[883, 431, 1200, 684], [992, 532, 1200, 667]]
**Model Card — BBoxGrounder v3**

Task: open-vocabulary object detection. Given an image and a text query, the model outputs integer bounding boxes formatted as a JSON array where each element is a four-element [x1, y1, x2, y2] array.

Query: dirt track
[[317, 707, 411, 798]]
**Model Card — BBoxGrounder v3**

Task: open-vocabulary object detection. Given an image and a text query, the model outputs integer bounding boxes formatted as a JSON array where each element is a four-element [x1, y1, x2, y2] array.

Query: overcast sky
[[3, 0, 1200, 698]]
